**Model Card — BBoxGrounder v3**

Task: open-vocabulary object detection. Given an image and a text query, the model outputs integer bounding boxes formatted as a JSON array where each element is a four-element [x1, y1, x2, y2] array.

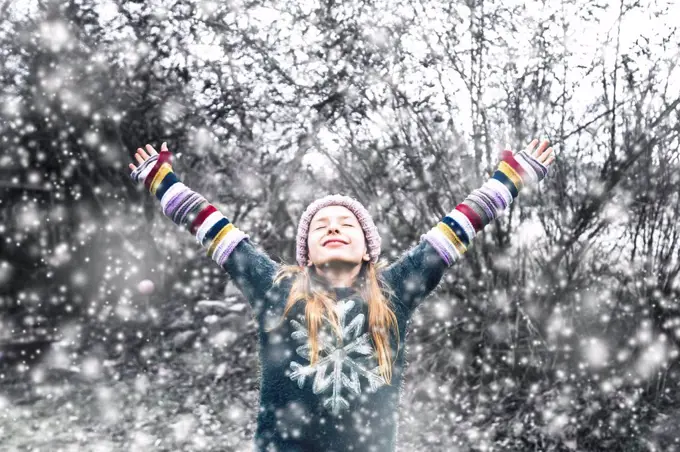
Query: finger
[[544, 154, 556, 166], [534, 139, 550, 158], [145, 144, 157, 156], [161, 142, 168, 153], [538, 147, 553, 163], [129, 163, 137, 171], [135, 147, 149, 161], [524, 139, 539, 154], [135, 153, 145, 164]]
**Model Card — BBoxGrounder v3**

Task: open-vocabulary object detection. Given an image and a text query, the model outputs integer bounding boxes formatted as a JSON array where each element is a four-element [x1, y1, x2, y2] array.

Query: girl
[[129, 139, 555, 452]]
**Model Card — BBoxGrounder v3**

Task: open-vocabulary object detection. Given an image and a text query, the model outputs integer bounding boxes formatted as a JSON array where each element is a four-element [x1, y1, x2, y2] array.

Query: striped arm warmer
[[130, 150, 249, 267], [422, 149, 550, 266]]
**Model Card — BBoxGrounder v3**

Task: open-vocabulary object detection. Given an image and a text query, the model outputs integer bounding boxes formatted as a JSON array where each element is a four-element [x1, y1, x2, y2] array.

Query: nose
[[322, 219, 342, 235]]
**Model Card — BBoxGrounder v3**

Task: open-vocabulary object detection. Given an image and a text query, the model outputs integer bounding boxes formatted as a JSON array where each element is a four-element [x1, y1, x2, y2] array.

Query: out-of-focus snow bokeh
[[1, 0, 679, 450]]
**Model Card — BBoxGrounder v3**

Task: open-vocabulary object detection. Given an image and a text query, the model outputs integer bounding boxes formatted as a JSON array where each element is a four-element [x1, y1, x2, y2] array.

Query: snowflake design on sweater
[[288, 298, 386, 415]]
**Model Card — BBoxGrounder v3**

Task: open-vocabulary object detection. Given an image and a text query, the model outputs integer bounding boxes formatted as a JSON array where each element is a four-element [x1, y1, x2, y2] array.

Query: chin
[[316, 255, 362, 267]]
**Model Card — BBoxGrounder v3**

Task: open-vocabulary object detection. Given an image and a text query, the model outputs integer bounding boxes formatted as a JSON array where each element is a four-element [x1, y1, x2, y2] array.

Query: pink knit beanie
[[296, 194, 381, 267]]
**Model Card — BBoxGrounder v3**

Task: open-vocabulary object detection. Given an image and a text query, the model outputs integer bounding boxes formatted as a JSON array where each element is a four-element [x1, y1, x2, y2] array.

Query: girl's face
[[306, 205, 370, 267]]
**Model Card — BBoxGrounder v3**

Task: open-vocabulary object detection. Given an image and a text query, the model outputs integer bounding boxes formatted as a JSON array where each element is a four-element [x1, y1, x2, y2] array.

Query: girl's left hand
[[522, 139, 556, 168]]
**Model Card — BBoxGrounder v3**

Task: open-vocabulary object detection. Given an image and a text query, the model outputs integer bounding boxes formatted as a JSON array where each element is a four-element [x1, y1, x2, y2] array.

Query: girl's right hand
[[129, 142, 172, 185], [128, 143, 160, 173]]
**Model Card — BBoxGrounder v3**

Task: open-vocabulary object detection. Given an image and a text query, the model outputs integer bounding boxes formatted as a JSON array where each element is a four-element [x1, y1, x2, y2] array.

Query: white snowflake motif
[[288, 298, 386, 415]]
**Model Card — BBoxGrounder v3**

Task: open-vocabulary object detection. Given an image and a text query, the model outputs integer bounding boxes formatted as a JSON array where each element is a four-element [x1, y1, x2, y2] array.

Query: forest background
[[1, 0, 679, 450]]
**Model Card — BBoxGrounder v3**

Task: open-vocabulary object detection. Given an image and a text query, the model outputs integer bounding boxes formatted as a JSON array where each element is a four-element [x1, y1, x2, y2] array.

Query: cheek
[[347, 229, 367, 247], [307, 231, 323, 254], [307, 238, 317, 253]]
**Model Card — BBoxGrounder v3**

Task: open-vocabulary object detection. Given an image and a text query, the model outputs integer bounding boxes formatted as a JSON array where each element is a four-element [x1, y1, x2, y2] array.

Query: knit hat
[[296, 194, 381, 267]]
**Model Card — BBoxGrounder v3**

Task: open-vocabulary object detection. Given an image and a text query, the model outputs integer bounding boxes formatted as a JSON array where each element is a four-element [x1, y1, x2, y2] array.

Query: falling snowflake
[[288, 299, 386, 415]]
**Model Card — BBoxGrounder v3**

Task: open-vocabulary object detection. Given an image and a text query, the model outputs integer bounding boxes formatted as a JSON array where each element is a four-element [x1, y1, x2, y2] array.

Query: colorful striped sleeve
[[421, 148, 550, 267], [130, 150, 279, 305]]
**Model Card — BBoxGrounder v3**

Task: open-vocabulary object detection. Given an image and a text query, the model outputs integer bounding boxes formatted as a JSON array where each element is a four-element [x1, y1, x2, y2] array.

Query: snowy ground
[[1, 354, 259, 451], [0, 334, 469, 452], [0, 358, 441, 451], [2, 296, 677, 452], [0, 296, 263, 452]]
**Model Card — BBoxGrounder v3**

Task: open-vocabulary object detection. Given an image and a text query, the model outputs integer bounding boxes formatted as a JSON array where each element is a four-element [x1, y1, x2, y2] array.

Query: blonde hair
[[267, 261, 400, 384]]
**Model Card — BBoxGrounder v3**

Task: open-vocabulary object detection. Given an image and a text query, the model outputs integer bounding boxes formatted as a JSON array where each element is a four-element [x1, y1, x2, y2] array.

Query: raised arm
[[382, 139, 555, 316], [128, 143, 279, 315]]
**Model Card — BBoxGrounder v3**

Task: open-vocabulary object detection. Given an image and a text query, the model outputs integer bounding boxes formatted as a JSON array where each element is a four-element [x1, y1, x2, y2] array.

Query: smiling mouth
[[323, 240, 348, 247]]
